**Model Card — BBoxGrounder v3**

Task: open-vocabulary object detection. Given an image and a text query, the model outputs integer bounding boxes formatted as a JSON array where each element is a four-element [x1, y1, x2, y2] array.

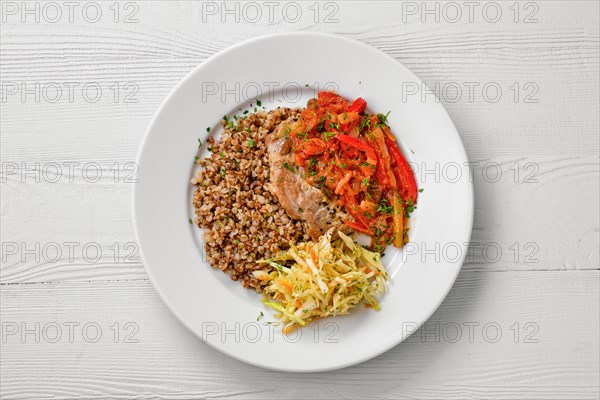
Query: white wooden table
[[1, 1, 599, 398]]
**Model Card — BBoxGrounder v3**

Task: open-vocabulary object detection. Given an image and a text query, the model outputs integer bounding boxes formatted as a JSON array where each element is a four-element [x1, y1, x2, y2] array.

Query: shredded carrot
[[277, 279, 294, 293]]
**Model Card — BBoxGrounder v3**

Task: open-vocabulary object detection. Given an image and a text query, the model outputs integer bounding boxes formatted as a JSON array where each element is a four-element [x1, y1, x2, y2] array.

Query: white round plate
[[133, 32, 473, 372]]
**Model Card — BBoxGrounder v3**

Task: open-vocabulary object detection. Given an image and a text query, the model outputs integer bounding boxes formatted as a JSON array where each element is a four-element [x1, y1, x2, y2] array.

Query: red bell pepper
[[349, 97, 367, 113], [335, 134, 377, 166], [367, 128, 396, 190], [385, 137, 418, 203], [342, 192, 372, 232]]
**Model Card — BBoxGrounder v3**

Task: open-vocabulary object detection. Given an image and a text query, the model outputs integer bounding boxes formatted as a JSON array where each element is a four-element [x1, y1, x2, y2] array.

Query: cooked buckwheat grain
[[192, 108, 310, 291]]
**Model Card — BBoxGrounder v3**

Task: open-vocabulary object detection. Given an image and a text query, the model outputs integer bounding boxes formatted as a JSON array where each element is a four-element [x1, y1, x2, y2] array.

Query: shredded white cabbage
[[253, 229, 389, 334]]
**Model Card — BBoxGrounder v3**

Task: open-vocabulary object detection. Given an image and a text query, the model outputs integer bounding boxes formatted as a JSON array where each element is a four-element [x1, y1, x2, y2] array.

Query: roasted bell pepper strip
[[368, 128, 396, 190], [342, 192, 372, 230], [381, 125, 397, 142], [349, 97, 367, 113], [335, 134, 378, 166], [371, 154, 390, 188], [385, 137, 418, 203], [343, 220, 374, 235]]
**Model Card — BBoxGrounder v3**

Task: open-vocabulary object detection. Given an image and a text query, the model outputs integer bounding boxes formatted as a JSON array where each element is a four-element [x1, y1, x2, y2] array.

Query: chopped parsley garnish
[[282, 162, 296, 172], [188, 218, 193, 224], [256, 99, 262, 107], [323, 131, 337, 140], [404, 198, 417, 218], [419, 188, 424, 193], [328, 121, 340, 130], [316, 117, 327, 132], [298, 207, 303, 213], [376, 111, 391, 126], [248, 139, 255, 148], [359, 115, 371, 131], [219, 151, 225, 158], [197, 138, 202, 147], [257, 311, 264, 321], [296, 131, 308, 141], [243, 110, 249, 115], [376, 200, 393, 214], [206, 127, 210, 132], [194, 156, 199, 161]]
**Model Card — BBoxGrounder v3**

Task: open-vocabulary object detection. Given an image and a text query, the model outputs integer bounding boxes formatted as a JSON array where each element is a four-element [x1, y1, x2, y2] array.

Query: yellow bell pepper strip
[[391, 191, 404, 247]]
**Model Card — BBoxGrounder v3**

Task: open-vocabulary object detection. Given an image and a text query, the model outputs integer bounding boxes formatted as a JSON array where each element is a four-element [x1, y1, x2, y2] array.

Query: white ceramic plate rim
[[133, 32, 474, 372]]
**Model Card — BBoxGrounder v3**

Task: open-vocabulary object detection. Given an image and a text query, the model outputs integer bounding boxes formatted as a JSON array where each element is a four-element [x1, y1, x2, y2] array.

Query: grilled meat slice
[[266, 120, 346, 241]]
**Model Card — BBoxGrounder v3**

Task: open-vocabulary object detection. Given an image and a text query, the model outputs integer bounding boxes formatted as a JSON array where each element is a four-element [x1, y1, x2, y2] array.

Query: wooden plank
[[1, 271, 598, 399]]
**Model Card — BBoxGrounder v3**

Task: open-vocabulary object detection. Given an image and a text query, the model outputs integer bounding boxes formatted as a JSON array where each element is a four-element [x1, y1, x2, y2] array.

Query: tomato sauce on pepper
[[289, 92, 418, 251]]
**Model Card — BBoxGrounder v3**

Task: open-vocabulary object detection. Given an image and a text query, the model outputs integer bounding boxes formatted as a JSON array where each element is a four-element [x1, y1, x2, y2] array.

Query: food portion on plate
[[255, 229, 388, 334], [192, 91, 418, 332]]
